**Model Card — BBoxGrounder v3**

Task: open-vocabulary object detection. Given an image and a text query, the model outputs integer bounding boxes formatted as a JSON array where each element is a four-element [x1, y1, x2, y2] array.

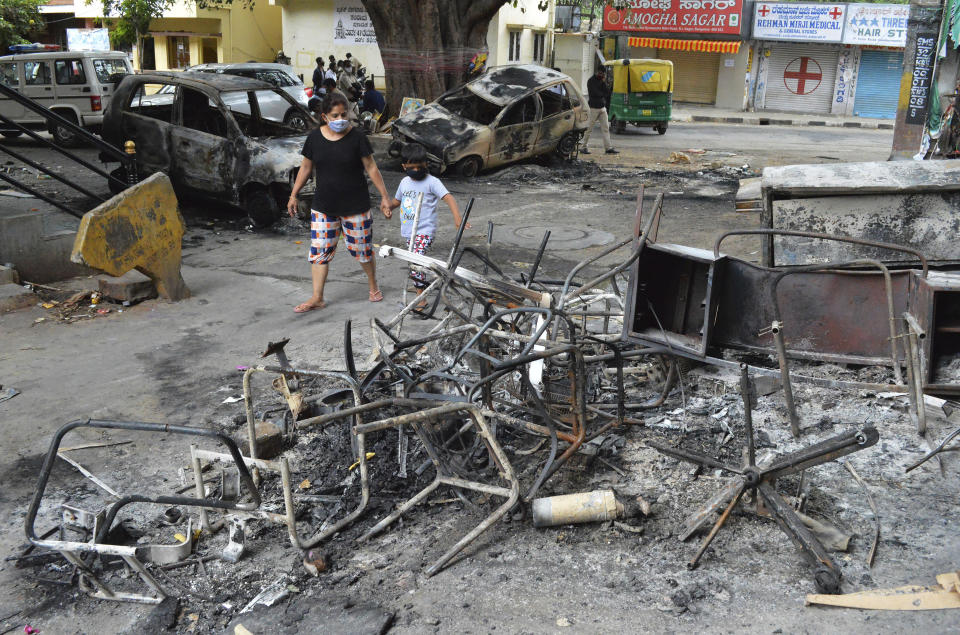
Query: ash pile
[[14, 189, 960, 629]]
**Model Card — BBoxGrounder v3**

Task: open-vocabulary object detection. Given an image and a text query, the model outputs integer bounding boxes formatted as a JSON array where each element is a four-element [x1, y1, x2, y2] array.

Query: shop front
[[603, 1, 749, 108], [751, 2, 907, 118]]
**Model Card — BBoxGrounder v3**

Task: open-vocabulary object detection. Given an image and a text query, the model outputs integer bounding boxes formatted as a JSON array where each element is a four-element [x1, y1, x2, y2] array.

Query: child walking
[[389, 143, 467, 297]]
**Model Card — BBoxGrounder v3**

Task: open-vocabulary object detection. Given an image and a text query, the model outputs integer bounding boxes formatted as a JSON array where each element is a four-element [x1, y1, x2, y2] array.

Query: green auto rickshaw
[[604, 58, 673, 135]]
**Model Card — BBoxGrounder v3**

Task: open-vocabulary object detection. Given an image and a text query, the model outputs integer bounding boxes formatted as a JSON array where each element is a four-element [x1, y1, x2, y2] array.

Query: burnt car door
[[489, 93, 541, 168], [168, 86, 239, 196], [535, 83, 575, 154], [121, 80, 176, 176]]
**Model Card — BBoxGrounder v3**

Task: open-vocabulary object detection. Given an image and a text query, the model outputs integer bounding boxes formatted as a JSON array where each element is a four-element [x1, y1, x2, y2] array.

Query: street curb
[[675, 112, 893, 129]]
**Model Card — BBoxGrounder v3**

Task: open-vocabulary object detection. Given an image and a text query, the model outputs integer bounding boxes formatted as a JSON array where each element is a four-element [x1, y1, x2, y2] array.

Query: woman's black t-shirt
[[301, 126, 374, 217]]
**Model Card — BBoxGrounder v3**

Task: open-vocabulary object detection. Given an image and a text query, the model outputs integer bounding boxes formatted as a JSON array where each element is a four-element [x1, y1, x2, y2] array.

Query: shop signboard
[[753, 3, 846, 42], [843, 4, 909, 47], [602, 0, 743, 36]]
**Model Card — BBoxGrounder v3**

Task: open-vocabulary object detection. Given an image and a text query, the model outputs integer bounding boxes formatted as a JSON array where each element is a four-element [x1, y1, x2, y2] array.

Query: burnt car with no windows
[[389, 65, 588, 177], [102, 72, 314, 226]]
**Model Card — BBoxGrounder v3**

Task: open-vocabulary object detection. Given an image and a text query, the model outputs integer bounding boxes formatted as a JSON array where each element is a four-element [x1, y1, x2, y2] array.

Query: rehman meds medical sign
[[753, 3, 846, 42]]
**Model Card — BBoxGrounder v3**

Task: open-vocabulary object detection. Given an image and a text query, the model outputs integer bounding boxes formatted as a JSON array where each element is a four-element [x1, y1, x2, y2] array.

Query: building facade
[[751, 2, 907, 119], [72, 0, 283, 70], [601, 0, 753, 108], [273, 0, 556, 92]]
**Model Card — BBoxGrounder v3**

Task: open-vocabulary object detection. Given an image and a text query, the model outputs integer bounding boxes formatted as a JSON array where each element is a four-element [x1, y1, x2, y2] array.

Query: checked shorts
[[408, 233, 434, 290], [309, 210, 373, 264]]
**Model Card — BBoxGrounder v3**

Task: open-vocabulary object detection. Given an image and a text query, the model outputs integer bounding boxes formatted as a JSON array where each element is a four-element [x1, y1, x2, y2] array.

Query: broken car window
[[437, 87, 501, 126], [220, 88, 307, 137], [498, 94, 540, 127], [93, 58, 129, 83], [127, 82, 176, 123], [540, 84, 571, 118], [180, 87, 228, 137], [564, 82, 581, 108]]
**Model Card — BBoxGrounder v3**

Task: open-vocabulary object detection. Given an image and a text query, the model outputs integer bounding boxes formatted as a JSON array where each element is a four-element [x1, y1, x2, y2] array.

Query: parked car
[[102, 72, 315, 227], [389, 64, 588, 177], [187, 62, 310, 128], [0, 50, 132, 146]]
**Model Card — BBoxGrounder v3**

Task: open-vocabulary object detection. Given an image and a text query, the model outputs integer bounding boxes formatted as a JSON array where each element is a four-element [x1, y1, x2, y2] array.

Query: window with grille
[[508, 31, 521, 62], [533, 33, 546, 63]]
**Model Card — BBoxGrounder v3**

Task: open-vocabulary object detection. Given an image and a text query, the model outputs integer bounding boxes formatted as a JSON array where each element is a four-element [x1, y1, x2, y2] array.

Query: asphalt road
[[582, 120, 894, 169]]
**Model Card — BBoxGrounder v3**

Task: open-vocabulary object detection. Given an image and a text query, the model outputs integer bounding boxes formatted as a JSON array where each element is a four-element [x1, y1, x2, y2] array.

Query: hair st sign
[[602, 0, 743, 36]]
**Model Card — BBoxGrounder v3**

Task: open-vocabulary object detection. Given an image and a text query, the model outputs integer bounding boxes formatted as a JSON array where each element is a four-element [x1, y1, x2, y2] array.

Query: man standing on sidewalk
[[581, 67, 618, 155]]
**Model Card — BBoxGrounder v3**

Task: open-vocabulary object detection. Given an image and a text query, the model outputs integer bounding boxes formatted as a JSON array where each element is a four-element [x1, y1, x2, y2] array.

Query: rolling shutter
[[853, 50, 903, 119], [764, 44, 838, 114], [658, 49, 719, 104]]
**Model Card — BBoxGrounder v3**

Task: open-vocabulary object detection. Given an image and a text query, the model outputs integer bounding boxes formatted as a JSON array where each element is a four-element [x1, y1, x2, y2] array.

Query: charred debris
[[16, 188, 960, 622]]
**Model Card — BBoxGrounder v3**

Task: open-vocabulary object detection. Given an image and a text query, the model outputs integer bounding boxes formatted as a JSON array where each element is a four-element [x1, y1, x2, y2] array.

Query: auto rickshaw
[[604, 58, 673, 135]]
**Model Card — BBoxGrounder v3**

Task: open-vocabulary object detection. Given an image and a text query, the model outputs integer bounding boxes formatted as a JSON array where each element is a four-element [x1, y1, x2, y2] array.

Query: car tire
[[455, 156, 482, 178], [245, 188, 281, 228], [283, 108, 310, 131], [557, 131, 579, 157], [0, 130, 23, 138], [612, 117, 625, 134], [51, 112, 81, 148], [656, 122, 668, 135]]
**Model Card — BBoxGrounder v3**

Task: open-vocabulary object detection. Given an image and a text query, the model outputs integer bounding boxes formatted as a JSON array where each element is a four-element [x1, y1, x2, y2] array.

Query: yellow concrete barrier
[[71, 172, 190, 301]]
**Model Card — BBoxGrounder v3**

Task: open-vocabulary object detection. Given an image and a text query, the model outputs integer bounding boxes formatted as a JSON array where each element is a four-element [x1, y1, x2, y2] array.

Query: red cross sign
[[783, 57, 823, 95], [758, 4, 770, 17], [828, 6, 842, 19]]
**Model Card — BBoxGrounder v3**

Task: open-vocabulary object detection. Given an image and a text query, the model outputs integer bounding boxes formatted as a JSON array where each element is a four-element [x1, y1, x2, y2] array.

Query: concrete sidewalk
[[671, 103, 895, 130]]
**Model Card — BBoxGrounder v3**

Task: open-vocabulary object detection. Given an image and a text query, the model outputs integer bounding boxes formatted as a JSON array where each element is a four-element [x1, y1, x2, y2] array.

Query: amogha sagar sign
[[602, 0, 743, 36]]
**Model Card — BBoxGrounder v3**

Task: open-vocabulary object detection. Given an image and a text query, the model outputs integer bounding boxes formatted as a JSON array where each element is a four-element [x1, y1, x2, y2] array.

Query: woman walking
[[287, 92, 392, 313]]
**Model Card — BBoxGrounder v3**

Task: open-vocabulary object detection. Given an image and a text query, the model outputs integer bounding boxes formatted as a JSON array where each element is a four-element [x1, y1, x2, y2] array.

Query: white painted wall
[[486, 0, 555, 68], [715, 46, 750, 110], [276, 0, 386, 88]]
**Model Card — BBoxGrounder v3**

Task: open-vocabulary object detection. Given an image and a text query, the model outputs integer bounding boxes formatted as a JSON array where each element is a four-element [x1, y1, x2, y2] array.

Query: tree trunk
[[361, 0, 509, 117]]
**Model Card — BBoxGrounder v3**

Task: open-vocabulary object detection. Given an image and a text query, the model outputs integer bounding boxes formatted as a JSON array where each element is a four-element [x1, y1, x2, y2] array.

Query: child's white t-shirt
[[395, 175, 449, 239]]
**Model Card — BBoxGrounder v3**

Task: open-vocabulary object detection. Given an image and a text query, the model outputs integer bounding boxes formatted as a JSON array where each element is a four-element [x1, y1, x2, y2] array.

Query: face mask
[[327, 118, 350, 133], [406, 167, 428, 180]]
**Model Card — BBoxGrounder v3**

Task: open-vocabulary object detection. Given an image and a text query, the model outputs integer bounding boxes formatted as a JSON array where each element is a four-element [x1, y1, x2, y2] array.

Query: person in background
[[581, 67, 618, 155], [322, 77, 356, 120], [287, 92, 392, 313], [346, 52, 362, 74], [361, 80, 385, 116], [338, 62, 360, 103], [312, 57, 325, 95]]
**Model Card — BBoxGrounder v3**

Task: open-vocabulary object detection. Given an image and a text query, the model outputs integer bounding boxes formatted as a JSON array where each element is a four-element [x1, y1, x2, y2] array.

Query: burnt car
[[389, 65, 588, 177], [101, 72, 315, 226]]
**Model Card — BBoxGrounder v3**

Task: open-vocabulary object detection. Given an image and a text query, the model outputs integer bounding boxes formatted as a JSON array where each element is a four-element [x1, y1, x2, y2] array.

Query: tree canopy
[[0, 0, 44, 54]]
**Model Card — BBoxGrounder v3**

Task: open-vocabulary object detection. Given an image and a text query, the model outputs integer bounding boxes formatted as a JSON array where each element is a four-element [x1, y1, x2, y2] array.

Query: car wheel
[[0, 130, 23, 138], [51, 113, 81, 148], [656, 122, 668, 135], [283, 109, 310, 131], [557, 131, 579, 157], [456, 156, 482, 178], [245, 188, 281, 228]]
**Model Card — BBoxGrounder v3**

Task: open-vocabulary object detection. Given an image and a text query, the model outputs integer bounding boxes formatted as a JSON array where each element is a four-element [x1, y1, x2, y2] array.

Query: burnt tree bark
[[361, 0, 510, 116]]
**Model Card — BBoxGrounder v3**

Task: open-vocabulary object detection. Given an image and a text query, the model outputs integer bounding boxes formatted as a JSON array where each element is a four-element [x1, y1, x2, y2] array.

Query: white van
[[0, 50, 132, 146]]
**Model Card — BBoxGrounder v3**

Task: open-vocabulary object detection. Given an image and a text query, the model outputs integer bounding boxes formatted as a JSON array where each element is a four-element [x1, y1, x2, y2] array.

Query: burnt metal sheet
[[469, 64, 568, 106], [760, 160, 960, 267], [908, 271, 960, 393], [712, 261, 912, 366], [622, 243, 726, 359], [772, 193, 960, 266], [623, 242, 914, 366]]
